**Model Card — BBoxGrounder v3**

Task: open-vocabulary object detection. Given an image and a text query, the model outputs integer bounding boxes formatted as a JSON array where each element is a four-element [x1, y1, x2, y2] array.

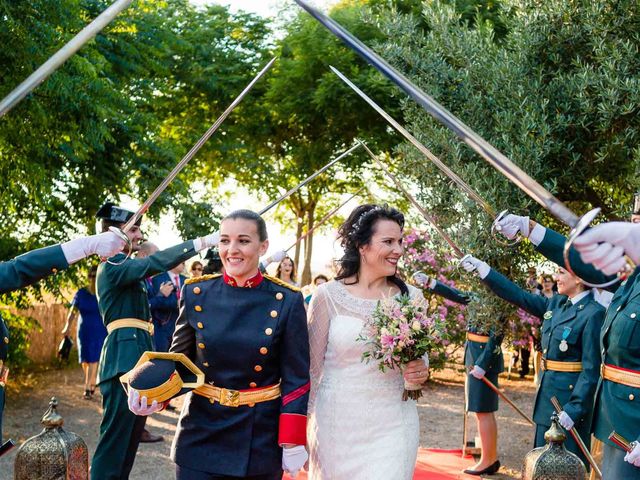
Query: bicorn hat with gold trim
[[120, 352, 204, 404]]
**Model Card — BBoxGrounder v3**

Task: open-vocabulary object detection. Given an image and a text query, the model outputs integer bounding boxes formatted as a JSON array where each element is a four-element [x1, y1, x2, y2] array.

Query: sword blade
[[479, 375, 535, 426], [360, 141, 464, 258], [121, 57, 277, 233], [294, 0, 580, 228], [258, 142, 362, 216], [284, 187, 364, 252], [0, 0, 134, 117], [330, 66, 496, 218], [551, 396, 602, 477]]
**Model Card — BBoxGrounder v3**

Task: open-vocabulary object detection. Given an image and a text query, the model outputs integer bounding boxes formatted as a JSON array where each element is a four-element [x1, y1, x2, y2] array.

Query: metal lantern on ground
[[522, 415, 587, 480], [14, 397, 88, 480]]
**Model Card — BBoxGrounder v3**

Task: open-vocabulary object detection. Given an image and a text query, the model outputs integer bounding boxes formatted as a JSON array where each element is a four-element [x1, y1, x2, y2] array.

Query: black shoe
[[463, 460, 500, 476], [140, 429, 164, 443], [83, 390, 92, 400]]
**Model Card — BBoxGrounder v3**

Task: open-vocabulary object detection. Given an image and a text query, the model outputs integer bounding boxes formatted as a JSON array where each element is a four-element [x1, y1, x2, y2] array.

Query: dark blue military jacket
[[482, 267, 604, 428], [96, 241, 197, 384], [431, 281, 504, 373], [169, 273, 310, 477], [536, 227, 640, 447]]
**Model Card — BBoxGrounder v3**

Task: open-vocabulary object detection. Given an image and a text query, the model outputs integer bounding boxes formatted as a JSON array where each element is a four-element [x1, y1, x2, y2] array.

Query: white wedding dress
[[307, 280, 422, 480]]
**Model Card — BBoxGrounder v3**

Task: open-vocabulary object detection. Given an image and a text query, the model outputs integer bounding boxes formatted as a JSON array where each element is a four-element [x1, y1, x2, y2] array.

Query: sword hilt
[[564, 208, 635, 288], [490, 210, 524, 247], [104, 227, 133, 266]]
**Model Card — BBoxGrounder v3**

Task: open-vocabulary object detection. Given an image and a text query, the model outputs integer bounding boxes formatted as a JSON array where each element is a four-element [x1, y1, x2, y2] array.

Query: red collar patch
[[223, 270, 264, 288]]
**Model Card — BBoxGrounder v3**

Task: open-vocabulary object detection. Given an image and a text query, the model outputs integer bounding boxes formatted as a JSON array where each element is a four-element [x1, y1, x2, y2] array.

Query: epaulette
[[264, 274, 301, 292], [185, 273, 222, 285]]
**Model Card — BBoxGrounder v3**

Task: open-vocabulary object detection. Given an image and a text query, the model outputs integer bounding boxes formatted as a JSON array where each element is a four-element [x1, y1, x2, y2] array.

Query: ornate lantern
[[522, 415, 587, 480], [14, 397, 88, 480]]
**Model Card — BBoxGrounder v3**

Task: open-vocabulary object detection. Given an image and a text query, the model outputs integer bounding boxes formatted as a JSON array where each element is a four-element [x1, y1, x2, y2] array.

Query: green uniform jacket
[[431, 281, 503, 373], [482, 267, 603, 427], [0, 245, 69, 361], [536, 227, 640, 447], [96, 241, 197, 384]]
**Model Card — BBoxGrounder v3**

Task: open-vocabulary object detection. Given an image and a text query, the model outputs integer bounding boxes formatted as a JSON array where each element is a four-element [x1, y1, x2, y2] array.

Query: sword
[[477, 372, 535, 426], [110, 57, 277, 262], [258, 142, 362, 216], [284, 187, 364, 253], [293, 0, 631, 288], [609, 431, 637, 453], [551, 396, 602, 477], [0, 0, 133, 117], [330, 66, 517, 246], [359, 141, 464, 258]]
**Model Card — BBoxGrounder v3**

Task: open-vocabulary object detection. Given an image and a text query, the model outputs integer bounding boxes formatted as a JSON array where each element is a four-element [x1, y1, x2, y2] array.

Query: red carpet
[[284, 448, 478, 479]]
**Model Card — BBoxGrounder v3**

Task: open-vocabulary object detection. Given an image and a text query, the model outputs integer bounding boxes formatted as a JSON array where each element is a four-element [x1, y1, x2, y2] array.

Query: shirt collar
[[570, 290, 590, 305], [223, 269, 264, 288]]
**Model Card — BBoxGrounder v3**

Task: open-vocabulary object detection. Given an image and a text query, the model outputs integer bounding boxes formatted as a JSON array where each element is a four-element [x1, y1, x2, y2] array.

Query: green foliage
[[372, 0, 640, 333], [0, 0, 270, 305], [1, 311, 41, 371]]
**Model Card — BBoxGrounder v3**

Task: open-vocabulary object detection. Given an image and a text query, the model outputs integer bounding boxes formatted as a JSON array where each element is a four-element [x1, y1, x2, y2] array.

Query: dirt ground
[[0, 364, 537, 480]]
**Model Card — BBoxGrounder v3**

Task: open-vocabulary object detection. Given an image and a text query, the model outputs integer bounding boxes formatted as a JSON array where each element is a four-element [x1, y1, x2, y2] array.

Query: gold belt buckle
[[219, 388, 241, 407]]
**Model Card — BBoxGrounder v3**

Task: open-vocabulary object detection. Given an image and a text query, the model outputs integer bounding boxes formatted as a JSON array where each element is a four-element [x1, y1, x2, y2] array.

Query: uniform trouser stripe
[[91, 378, 147, 480]]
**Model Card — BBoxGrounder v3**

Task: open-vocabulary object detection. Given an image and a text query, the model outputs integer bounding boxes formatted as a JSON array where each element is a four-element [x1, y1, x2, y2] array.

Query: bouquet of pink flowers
[[359, 293, 450, 401]]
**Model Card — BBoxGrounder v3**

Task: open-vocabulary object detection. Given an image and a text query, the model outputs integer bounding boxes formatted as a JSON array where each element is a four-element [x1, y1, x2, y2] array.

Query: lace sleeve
[[306, 282, 335, 412]]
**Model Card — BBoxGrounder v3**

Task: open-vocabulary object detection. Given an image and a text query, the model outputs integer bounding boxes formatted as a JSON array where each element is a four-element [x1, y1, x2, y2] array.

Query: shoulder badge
[[264, 274, 301, 292], [543, 310, 553, 320], [185, 273, 222, 285]]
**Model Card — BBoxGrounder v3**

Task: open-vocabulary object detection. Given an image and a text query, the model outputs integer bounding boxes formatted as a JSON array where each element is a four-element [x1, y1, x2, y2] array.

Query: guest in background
[[150, 262, 185, 353], [304, 274, 329, 305], [276, 256, 299, 287], [62, 265, 108, 399], [189, 260, 203, 278], [540, 273, 556, 298]]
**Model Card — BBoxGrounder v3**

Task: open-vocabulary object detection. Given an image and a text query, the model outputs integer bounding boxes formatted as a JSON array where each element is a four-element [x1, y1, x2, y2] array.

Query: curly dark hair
[[335, 204, 406, 290]]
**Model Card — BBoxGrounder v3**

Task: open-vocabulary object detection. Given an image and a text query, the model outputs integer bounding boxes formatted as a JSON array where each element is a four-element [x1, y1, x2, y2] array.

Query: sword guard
[[105, 227, 132, 266], [491, 210, 523, 247], [564, 208, 633, 288]]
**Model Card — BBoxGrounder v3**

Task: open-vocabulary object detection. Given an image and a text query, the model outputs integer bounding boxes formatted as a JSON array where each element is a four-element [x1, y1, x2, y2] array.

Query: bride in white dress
[[307, 204, 430, 480]]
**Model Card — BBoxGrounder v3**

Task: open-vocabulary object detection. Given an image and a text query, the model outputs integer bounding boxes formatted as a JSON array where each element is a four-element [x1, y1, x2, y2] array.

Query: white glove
[[572, 222, 640, 275], [61, 231, 126, 264], [494, 213, 530, 240], [459, 255, 491, 278], [411, 271, 434, 289], [282, 445, 308, 478], [195, 231, 220, 252], [624, 441, 640, 467], [270, 250, 287, 263], [558, 411, 574, 430], [127, 389, 162, 416], [470, 365, 486, 379]]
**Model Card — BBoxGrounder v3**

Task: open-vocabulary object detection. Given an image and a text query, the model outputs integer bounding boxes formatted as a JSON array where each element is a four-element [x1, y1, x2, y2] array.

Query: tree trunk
[[293, 215, 303, 273], [301, 207, 315, 286]]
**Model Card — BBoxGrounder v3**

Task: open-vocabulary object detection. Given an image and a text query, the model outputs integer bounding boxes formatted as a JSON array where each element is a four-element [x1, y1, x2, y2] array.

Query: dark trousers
[[602, 443, 640, 479], [91, 378, 147, 479], [519, 347, 531, 377], [176, 465, 282, 480], [535, 423, 591, 471], [152, 319, 175, 353]]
